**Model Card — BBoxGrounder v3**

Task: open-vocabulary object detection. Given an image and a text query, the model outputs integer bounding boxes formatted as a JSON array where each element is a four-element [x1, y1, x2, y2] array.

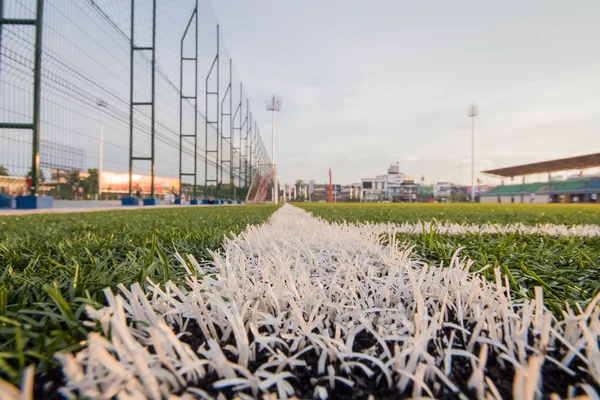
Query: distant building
[[307, 182, 341, 201], [340, 184, 362, 201], [433, 182, 453, 202], [398, 179, 418, 202], [360, 163, 421, 202]]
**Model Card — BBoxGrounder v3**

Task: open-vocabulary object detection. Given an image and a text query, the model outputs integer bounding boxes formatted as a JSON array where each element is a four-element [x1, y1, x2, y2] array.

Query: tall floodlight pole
[[468, 104, 478, 202], [96, 99, 107, 198], [266, 95, 282, 204]]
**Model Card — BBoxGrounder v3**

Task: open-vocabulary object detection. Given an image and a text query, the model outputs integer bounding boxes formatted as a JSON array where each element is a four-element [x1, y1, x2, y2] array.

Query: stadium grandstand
[[480, 153, 600, 204]]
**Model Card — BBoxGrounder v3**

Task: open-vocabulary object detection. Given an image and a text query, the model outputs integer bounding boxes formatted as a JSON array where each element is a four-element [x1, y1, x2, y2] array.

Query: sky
[[210, 0, 600, 186], [1, 0, 598, 188]]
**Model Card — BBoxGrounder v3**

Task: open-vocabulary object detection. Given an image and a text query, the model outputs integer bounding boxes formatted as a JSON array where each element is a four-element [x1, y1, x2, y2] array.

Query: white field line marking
[[353, 220, 600, 238], [2, 204, 596, 400]]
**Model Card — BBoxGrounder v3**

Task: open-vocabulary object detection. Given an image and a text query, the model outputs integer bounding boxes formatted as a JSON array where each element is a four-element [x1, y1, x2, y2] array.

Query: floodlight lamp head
[[96, 99, 108, 108], [266, 95, 283, 112], [468, 104, 478, 117]]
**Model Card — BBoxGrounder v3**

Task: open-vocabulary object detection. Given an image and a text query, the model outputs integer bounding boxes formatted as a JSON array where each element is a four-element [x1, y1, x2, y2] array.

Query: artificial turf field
[[296, 202, 600, 225], [1, 203, 599, 398], [296, 203, 600, 313], [0, 206, 279, 389]]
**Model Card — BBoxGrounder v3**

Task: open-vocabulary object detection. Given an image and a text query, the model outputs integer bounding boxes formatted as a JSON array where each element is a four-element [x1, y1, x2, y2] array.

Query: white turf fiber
[[357, 220, 600, 238], [5, 204, 599, 399]]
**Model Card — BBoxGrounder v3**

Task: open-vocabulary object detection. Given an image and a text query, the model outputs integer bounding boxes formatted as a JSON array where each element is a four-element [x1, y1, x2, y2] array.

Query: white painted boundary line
[[354, 220, 600, 238], [2, 204, 598, 399]]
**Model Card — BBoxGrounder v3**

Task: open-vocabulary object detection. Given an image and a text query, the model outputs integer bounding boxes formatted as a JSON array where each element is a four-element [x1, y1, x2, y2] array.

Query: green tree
[[293, 179, 305, 201], [0, 165, 8, 176], [450, 187, 467, 203], [27, 168, 45, 182], [67, 169, 80, 186], [81, 168, 99, 196]]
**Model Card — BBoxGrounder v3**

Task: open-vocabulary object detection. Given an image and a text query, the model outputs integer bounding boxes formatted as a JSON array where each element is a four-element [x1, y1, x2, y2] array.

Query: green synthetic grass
[[392, 231, 600, 314], [297, 202, 600, 225], [297, 202, 600, 313], [0, 205, 278, 384], [2, 202, 600, 388]]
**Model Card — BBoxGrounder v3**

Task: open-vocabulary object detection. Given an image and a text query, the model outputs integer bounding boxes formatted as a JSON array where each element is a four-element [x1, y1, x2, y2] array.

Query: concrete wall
[[481, 194, 550, 204], [533, 194, 550, 203], [481, 195, 516, 204]]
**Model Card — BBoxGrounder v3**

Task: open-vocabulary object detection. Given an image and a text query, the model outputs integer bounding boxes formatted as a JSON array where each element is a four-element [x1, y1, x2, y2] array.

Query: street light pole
[[468, 104, 478, 202], [97, 99, 107, 198], [272, 109, 276, 203], [266, 95, 282, 204]]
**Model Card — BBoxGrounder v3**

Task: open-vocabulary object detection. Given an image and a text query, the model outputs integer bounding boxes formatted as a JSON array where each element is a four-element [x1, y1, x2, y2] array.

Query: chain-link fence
[[0, 0, 271, 201]]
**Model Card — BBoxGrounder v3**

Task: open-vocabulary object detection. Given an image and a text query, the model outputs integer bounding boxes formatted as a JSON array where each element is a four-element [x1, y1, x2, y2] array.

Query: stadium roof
[[482, 153, 600, 178]]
